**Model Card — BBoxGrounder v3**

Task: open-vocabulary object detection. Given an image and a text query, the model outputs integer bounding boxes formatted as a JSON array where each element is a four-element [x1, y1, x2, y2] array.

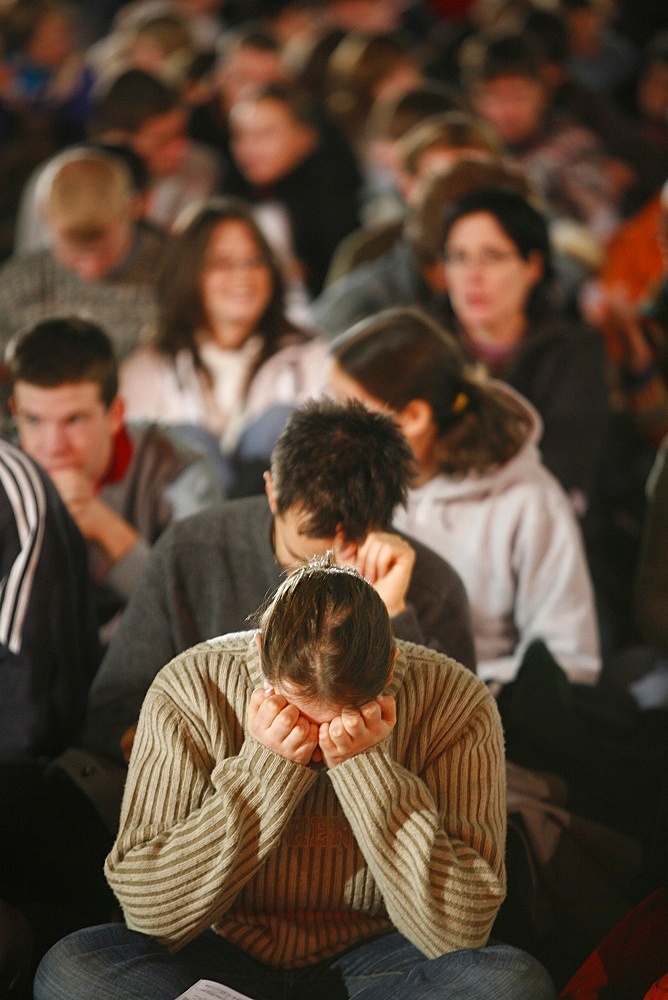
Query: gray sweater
[[84, 496, 475, 765]]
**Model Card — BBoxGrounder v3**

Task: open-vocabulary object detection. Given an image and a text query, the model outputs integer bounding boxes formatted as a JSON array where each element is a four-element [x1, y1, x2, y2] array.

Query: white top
[[119, 334, 330, 451], [393, 384, 601, 687]]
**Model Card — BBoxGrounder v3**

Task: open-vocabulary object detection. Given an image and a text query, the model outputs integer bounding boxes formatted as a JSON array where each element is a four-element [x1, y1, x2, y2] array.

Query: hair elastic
[[451, 391, 469, 413]]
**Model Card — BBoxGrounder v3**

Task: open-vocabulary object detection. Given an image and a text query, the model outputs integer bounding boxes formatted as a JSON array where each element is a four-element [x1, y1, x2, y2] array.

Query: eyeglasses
[[204, 256, 269, 273], [443, 248, 520, 269]]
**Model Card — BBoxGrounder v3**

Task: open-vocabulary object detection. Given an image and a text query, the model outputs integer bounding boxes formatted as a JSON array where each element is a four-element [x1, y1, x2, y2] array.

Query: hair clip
[[451, 391, 469, 413]]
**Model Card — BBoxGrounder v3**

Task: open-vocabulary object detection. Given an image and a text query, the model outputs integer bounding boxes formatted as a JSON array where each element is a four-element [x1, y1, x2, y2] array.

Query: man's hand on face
[[247, 687, 320, 767], [317, 695, 396, 769], [247, 688, 396, 769], [49, 467, 139, 562], [335, 530, 415, 619]]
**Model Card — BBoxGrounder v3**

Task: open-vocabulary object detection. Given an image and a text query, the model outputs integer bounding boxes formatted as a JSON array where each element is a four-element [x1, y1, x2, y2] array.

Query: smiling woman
[[118, 197, 328, 487]]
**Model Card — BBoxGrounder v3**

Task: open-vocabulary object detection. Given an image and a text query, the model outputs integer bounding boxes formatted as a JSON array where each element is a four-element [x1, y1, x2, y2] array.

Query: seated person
[[0, 148, 165, 359], [225, 82, 363, 299], [330, 306, 601, 688], [0, 438, 100, 760], [0, 399, 475, 983], [586, 177, 668, 449], [324, 109, 504, 286], [119, 197, 329, 495], [35, 557, 555, 1000], [437, 185, 610, 518], [312, 155, 533, 338], [356, 84, 467, 227], [14, 68, 222, 252], [466, 31, 625, 244], [87, 68, 221, 233], [8, 317, 222, 636], [188, 24, 288, 158]]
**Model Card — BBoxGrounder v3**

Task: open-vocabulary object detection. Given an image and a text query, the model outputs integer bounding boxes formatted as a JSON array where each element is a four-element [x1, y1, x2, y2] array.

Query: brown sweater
[[106, 633, 506, 967]]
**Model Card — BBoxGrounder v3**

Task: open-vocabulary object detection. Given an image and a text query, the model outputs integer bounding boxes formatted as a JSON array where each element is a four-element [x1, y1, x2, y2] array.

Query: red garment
[[601, 194, 663, 310], [559, 886, 668, 999], [97, 426, 133, 490]]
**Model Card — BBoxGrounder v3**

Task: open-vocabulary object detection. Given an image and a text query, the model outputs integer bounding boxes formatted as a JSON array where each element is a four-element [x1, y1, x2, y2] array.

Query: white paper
[[174, 979, 255, 1000]]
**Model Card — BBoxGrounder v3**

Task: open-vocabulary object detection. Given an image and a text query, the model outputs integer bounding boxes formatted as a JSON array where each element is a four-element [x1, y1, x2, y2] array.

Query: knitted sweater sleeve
[[328, 663, 506, 957], [104, 647, 318, 950]]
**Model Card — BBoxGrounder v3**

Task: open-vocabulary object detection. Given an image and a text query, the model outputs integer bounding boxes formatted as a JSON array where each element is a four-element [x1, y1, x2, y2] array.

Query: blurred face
[[265, 471, 365, 571], [443, 211, 543, 341], [200, 219, 274, 344], [638, 60, 668, 123], [26, 12, 75, 68], [372, 61, 423, 103], [132, 109, 189, 177], [13, 382, 123, 484], [131, 35, 170, 76], [217, 46, 286, 112], [473, 75, 546, 146], [174, 0, 221, 13], [50, 216, 133, 280], [230, 97, 316, 185], [325, 0, 403, 32]]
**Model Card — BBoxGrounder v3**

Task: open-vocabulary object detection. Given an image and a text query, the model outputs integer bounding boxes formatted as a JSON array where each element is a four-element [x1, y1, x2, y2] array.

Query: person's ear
[[526, 250, 544, 287], [423, 260, 449, 294], [255, 632, 273, 691], [395, 398, 433, 443], [264, 470, 277, 514], [107, 395, 125, 436]]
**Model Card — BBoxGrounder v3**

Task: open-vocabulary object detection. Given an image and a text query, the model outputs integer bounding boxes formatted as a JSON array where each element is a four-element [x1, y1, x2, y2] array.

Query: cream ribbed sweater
[[105, 633, 506, 967]]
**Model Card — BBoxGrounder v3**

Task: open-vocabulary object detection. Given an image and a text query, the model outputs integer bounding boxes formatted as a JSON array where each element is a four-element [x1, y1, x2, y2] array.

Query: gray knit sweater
[[106, 632, 506, 965]]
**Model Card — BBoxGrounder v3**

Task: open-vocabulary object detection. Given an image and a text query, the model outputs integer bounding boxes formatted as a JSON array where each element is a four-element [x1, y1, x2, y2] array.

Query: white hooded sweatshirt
[[393, 384, 600, 687]]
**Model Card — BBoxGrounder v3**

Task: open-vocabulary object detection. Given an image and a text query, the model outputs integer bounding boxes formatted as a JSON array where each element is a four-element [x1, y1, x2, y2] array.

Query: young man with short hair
[[0, 149, 165, 358], [9, 316, 222, 633]]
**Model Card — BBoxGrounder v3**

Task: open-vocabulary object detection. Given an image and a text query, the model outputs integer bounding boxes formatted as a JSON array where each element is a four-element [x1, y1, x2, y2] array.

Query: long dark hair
[[154, 196, 307, 387], [331, 307, 530, 477]]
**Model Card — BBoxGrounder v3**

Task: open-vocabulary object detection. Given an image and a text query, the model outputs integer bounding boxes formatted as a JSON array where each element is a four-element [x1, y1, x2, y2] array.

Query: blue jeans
[[34, 923, 556, 1000]]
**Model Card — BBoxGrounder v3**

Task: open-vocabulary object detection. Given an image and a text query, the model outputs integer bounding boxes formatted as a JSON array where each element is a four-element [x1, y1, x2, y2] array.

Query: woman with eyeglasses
[[329, 305, 600, 690], [439, 186, 609, 521], [119, 197, 328, 492]]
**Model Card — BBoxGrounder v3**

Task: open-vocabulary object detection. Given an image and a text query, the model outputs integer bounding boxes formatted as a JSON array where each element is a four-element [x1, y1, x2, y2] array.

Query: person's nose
[[73, 255, 105, 281], [41, 422, 69, 457]]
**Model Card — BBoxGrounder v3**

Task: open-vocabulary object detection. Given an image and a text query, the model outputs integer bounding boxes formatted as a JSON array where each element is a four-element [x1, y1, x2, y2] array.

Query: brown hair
[[325, 31, 420, 146], [154, 197, 307, 388], [259, 554, 395, 706], [397, 111, 503, 176], [331, 307, 529, 477], [9, 316, 118, 406]]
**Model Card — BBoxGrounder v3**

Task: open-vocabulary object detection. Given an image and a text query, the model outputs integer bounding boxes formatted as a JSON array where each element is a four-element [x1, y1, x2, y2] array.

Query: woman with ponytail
[[330, 305, 600, 688]]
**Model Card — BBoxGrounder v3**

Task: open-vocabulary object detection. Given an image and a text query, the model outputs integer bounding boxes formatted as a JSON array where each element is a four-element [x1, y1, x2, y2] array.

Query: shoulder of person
[[394, 638, 494, 712]]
